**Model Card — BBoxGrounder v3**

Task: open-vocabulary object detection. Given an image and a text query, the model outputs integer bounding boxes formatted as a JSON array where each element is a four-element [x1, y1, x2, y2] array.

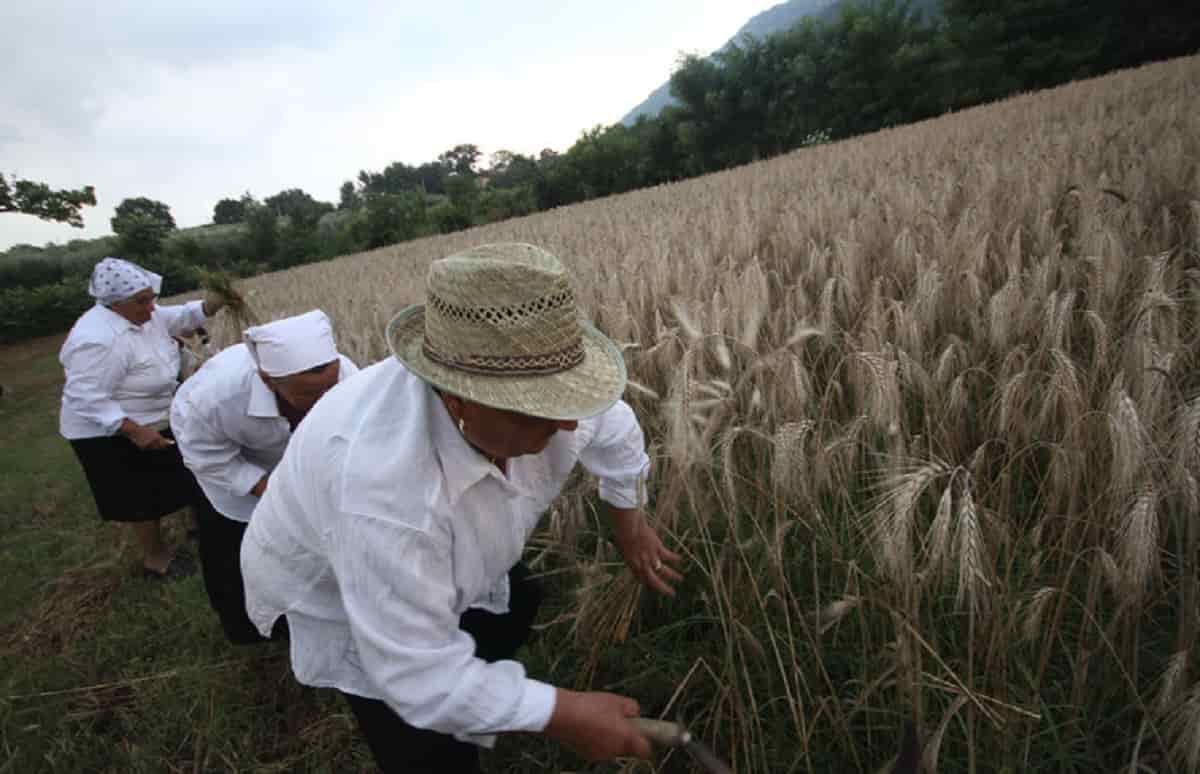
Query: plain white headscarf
[[244, 310, 339, 378], [88, 257, 163, 306]]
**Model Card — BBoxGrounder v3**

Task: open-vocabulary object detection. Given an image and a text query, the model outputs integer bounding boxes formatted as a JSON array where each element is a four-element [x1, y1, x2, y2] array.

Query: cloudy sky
[[1, 1, 779, 250]]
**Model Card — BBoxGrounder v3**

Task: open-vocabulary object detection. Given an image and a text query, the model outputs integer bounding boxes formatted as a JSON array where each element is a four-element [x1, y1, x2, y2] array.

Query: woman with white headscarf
[[60, 257, 226, 579]]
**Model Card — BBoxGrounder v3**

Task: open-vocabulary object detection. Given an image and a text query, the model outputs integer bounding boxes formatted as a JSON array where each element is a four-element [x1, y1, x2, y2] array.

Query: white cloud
[[1, 0, 778, 249]]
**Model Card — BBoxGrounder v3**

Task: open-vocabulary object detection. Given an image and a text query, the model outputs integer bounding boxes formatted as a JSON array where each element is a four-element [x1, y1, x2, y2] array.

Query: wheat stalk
[[1156, 650, 1191, 717], [1021, 587, 1058, 644], [955, 474, 990, 614], [193, 268, 261, 329], [1116, 483, 1160, 604], [1166, 680, 1200, 772], [1107, 379, 1147, 496], [868, 459, 950, 581]]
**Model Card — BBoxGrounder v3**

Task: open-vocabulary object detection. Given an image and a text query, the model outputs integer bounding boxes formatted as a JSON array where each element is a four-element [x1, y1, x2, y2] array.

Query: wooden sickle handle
[[632, 717, 687, 747]]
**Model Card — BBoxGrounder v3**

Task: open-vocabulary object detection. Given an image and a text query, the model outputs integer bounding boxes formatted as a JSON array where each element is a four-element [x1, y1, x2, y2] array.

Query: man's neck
[[467, 439, 507, 474], [276, 395, 305, 429]]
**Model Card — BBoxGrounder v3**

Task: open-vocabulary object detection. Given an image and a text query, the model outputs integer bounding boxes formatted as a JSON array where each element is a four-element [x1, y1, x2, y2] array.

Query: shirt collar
[[247, 372, 282, 419], [428, 389, 521, 504], [97, 302, 140, 333]]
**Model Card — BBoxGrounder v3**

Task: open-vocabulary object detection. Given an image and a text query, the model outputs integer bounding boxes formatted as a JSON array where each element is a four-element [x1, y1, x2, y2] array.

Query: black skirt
[[69, 429, 202, 523]]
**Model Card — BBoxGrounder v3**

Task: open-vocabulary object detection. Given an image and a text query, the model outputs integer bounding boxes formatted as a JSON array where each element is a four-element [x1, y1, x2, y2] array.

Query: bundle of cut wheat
[[193, 268, 260, 330]]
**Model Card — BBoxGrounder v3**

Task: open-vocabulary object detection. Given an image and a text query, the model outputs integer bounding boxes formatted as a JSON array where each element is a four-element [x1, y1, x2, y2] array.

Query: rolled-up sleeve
[[159, 300, 209, 337], [62, 341, 128, 435], [578, 400, 651, 509], [173, 405, 268, 497], [331, 514, 556, 737]]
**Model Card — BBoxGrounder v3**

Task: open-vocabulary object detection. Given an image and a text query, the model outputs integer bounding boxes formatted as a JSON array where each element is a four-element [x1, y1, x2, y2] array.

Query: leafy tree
[[360, 191, 429, 248], [1096, 0, 1200, 70], [0, 281, 92, 343], [445, 174, 479, 209], [113, 214, 170, 258], [432, 175, 482, 234], [632, 111, 688, 184], [429, 200, 473, 234], [486, 151, 541, 193], [480, 185, 537, 222], [487, 150, 518, 176], [534, 152, 585, 210], [564, 125, 644, 199], [273, 227, 320, 270], [358, 161, 446, 197], [820, 0, 945, 136], [163, 235, 205, 265], [941, 0, 1105, 106], [0, 256, 68, 290], [412, 162, 447, 195], [244, 203, 278, 262], [213, 197, 249, 224], [438, 144, 482, 177], [0, 174, 96, 227], [338, 180, 362, 210], [112, 197, 175, 232], [263, 188, 334, 232], [668, 53, 727, 172], [111, 197, 175, 258]]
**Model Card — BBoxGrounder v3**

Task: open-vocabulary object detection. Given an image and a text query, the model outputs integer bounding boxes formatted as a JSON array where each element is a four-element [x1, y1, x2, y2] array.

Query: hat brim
[[386, 305, 627, 421]]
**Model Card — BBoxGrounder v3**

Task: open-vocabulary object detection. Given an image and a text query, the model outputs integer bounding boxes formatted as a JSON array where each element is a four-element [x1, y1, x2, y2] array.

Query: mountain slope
[[620, 0, 939, 126], [620, 0, 839, 126]]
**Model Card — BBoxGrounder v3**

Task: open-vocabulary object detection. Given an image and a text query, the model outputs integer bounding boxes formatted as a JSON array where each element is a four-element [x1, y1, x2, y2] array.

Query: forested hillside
[[3, 0, 1197, 343]]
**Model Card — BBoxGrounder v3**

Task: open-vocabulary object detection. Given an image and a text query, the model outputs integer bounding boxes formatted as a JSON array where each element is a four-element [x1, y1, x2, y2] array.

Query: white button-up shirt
[[170, 343, 360, 522], [241, 359, 650, 745], [59, 301, 209, 439]]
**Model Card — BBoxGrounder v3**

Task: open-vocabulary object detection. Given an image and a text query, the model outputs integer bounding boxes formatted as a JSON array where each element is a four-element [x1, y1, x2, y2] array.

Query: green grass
[[0, 340, 694, 773], [0, 339, 371, 773]]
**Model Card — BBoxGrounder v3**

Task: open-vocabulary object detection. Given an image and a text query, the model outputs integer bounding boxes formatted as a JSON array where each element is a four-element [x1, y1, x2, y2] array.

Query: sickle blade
[[682, 737, 735, 774]]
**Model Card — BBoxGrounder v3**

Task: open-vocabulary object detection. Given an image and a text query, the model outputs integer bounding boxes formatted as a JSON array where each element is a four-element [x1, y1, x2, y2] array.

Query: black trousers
[[341, 563, 543, 774], [194, 494, 285, 645]]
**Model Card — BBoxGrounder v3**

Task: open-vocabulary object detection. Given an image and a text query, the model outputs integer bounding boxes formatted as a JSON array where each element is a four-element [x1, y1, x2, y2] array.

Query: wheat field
[[191, 55, 1200, 772]]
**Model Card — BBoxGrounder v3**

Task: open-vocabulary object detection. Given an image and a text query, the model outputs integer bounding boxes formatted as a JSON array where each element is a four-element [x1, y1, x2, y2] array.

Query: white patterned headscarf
[[88, 257, 163, 306]]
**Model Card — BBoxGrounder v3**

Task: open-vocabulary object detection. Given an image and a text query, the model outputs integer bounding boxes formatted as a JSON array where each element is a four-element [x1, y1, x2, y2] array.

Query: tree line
[[2, 0, 1197, 343]]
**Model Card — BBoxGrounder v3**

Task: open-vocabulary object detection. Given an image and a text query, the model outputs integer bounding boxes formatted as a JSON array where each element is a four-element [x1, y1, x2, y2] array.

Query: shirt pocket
[[127, 353, 158, 375], [119, 356, 166, 396]]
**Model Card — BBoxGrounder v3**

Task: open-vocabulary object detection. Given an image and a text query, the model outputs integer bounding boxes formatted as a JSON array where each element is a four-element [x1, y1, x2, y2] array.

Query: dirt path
[[0, 332, 67, 368]]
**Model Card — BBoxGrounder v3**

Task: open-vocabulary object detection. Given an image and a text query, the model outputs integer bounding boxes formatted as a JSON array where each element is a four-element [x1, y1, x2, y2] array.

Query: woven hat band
[[421, 337, 586, 376]]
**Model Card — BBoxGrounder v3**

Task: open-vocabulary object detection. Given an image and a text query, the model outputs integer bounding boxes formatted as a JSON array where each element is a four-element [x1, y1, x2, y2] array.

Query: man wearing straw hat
[[171, 310, 359, 644], [241, 243, 682, 771]]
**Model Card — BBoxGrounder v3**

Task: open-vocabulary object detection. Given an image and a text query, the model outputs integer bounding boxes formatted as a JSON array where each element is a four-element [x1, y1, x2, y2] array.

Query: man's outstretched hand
[[544, 688, 652, 762], [611, 507, 684, 595]]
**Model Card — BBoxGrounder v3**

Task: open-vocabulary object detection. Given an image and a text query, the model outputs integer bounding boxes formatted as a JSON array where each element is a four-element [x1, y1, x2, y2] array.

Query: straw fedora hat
[[386, 243, 627, 420]]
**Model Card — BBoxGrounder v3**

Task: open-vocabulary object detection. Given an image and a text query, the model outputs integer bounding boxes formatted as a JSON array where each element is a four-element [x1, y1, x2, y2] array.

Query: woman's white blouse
[[241, 359, 650, 746], [59, 301, 208, 439]]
